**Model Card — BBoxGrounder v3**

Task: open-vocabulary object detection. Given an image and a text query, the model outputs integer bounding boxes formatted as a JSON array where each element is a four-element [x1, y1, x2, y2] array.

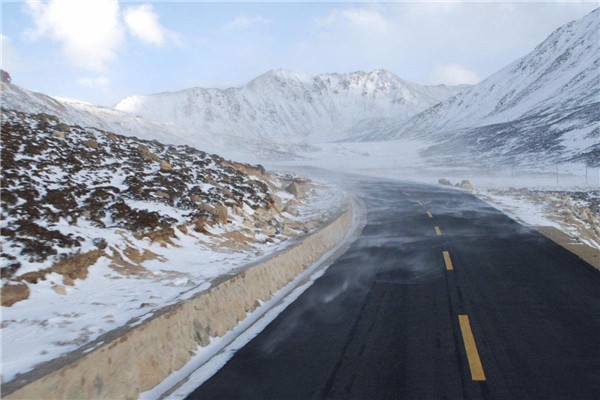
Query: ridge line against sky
[[1, 1, 597, 106]]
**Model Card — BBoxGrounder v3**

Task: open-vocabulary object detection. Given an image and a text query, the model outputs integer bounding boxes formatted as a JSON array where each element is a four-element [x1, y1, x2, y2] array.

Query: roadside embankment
[[476, 188, 600, 271], [3, 200, 358, 400], [535, 226, 600, 270]]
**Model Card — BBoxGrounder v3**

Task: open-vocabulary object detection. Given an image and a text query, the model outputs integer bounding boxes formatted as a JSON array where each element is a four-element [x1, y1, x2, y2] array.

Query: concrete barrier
[[3, 202, 356, 400]]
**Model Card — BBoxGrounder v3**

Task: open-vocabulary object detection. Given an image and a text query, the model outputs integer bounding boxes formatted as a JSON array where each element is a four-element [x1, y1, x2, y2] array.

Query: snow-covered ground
[[0, 109, 347, 383], [479, 187, 600, 251], [1, 182, 344, 383]]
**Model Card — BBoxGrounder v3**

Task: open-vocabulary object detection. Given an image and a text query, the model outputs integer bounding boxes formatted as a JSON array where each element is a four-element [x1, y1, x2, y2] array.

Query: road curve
[[186, 177, 600, 400]]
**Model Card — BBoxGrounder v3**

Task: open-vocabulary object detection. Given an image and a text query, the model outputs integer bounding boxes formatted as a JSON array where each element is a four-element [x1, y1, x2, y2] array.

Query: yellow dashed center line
[[434, 226, 442, 235], [458, 315, 486, 381], [427, 211, 433, 218], [443, 251, 454, 271]]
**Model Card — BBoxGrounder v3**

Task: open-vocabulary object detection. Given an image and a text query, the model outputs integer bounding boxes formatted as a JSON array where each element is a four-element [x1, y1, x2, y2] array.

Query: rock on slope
[[115, 69, 466, 142], [373, 8, 600, 167], [0, 108, 315, 307]]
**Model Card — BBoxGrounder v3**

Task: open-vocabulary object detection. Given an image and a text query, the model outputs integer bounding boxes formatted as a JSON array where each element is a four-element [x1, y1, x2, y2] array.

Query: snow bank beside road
[[480, 188, 600, 251], [478, 187, 600, 270]]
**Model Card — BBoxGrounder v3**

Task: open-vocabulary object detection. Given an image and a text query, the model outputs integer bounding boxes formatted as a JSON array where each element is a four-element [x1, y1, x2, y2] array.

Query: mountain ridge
[[2, 9, 597, 167], [114, 69, 467, 142], [366, 8, 599, 166], [0, 81, 233, 155]]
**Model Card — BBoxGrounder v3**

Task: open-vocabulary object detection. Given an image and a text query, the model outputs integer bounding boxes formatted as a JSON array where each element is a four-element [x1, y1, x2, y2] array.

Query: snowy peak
[[249, 68, 310, 84], [376, 8, 600, 166], [390, 8, 600, 137], [115, 69, 466, 141], [488, 7, 599, 117]]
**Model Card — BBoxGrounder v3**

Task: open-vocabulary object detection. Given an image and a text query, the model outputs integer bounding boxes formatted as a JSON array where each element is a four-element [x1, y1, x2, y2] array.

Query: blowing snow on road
[[183, 175, 600, 400]]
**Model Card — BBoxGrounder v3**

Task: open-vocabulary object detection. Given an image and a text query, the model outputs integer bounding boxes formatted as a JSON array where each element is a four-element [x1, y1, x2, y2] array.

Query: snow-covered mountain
[[0, 82, 321, 163], [372, 8, 600, 166], [115, 69, 466, 142], [3, 9, 596, 168], [0, 82, 220, 151], [0, 82, 247, 157]]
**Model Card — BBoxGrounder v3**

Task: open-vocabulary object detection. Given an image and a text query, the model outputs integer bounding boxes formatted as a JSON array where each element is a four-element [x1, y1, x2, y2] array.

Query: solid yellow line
[[435, 226, 442, 235], [443, 251, 454, 271], [458, 315, 486, 381], [427, 211, 433, 218]]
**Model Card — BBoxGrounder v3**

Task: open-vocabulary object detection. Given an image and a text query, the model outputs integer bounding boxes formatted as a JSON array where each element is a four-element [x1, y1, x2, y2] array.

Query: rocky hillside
[[370, 8, 600, 167], [115, 69, 466, 142], [0, 108, 318, 307]]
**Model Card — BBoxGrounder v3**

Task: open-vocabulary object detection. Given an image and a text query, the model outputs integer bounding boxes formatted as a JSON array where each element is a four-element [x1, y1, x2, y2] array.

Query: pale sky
[[1, 1, 598, 106]]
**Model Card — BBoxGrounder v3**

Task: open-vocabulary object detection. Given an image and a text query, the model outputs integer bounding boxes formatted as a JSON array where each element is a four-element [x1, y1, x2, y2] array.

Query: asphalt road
[[186, 178, 600, 400]]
